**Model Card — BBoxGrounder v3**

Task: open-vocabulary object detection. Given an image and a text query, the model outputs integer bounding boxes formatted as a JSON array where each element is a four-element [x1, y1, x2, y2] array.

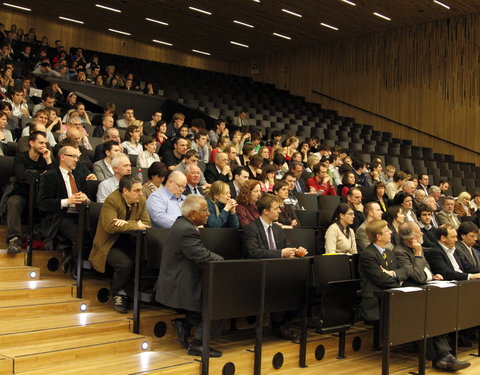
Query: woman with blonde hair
[[206, 181, 239, 228], [284, 136, 299, 161], [455, 192, 473, 217]]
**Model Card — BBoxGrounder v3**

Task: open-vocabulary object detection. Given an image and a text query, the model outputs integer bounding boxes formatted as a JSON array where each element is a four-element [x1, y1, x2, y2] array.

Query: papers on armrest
[[427, 280, 457, 288], [390, 287, 423, 292]]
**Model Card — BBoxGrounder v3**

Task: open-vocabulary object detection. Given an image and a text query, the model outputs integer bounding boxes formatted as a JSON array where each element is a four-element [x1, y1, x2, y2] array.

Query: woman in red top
[[236, 179, 262, 227]]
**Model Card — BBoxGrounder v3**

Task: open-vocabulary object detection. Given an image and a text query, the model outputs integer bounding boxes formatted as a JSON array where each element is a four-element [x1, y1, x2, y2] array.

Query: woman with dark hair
[[337, 171, 357, 197], [239, 143, 255, 166], [205, 181, 239, 228], [324, 203, 357, 254], [137, 135, 160, 168], [374, 181, 389, 212], [121, 125, 143, 155], [247, 154, 264, 180], [273, 180, 298, 228], [0, 67, 14, 89], [210, 135, 230, 163], [142, 161, 168, 198], [385, 205, 406, 248], [259, 165, 277, 193], [236, 179, 262, 228], [394, 192, 418, 223]]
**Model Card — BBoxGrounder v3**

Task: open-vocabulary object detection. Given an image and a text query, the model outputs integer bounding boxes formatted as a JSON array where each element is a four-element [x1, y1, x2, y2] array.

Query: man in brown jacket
[[89, 175, 151, 313]]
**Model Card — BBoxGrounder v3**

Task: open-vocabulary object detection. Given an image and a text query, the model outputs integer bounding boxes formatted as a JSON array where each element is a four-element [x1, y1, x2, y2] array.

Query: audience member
[[142, 161, 167, 199], [325, 203, 357, 254], [205, 181, 239, 228], [273, 180, 298, 228], [136, 135, 159, 168], [116, 107, 135, 129], [163, 137, 188, 170], [386, 170, 407, 200], [455, 221, 480, 268], [236, 179, 261, 228], [92, 141, 122, 181], [346, 187, 364, 231], [96, 155, 131, 203], [437, 196, 461, 229], [183, 164, 204, 196], [454, 192, 473, 217], [228, 166, 249, 199], [356, 202, 383, 252], [417, 205, 437, 248], [204, 152, 231, 184]]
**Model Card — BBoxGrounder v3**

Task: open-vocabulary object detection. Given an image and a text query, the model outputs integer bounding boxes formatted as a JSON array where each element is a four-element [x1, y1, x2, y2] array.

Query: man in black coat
[[394, 222, 470, 371], [242, 194, 307, 339], [425, 224, 480, 281], [358, 220, 409, 322], [38, 145, 89, 277], [455, 221, 480, 269], [204, 152, 231, 184], [417, 205, 437, 248], [156, 195, 224, 357]]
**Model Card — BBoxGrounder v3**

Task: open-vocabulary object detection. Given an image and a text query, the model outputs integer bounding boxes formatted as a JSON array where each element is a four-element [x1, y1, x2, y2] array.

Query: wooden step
[[0, 266, 40, 281], [31, 250, 63, 276], [15, 351, 197, 375], [0, 250, 25, 267], [0, 296, 89, 319], [0, 355, 13, 375], [2, 331, 152, 373], [0, 280, 72, 301]]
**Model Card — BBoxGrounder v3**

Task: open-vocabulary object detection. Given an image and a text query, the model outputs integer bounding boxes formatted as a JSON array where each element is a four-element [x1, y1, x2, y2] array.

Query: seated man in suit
[[356, 202, 383, 252], [173, 149, 207, 186], [183, 164, 204, 196], [92, 140, 122, 182], [290, 162, 308, 193], [147, 171, 186, 228], [156, 195, 224, 357], [89, 175, 151, 313], [417, 205, 437, 248], [422, 196, 440, 228], [38, 145, 90, 278], [92, 115, 114, 138], [228, 166, 249, 199], [204, 152, 231, 184], [455, 221, 480, 269], [358, 220, 409, 322], [242, 194, 307, 340], [96, 155, 131, 203], [437, 196, 461, 229], [394, 222, 470, 371], [425, 224, 480, 281]]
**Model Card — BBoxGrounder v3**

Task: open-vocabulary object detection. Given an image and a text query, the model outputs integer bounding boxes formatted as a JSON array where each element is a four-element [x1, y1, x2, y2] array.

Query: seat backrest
[[283, 228, 317, 255], [317, 195, 341, 211], [313, 254, 352, 292], [199, 228, 242, 259], [295, 192, 318, 211], [145, 227, 170, 269]]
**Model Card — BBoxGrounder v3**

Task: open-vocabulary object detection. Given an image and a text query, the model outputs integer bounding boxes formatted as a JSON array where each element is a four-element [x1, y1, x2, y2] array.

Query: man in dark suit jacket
[[182, 164, 204, 196], [38, 145, 89, 277], [358, 220, 409, 322], [228, 166, 249, 199], [242, 194, 307, 339], [455, 221, 480, 269], [204, 152, 231, 184], [425, 224, 480, 281], [290, 162, 308, 193], [156, 195, 223, 357], [417, 205, 437, 248], [394, 222, 470, 372]]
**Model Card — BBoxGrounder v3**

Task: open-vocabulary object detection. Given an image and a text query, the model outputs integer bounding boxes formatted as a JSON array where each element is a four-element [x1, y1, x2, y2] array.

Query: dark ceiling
[[7, 0, 480, 62]]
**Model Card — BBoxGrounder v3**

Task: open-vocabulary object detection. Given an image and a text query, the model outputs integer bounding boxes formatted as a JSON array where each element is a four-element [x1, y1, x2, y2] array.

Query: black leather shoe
[[433, 354, 470, 371], [172, 318, 190, 349], [273, 323, 299, 341], [187, 343, 222, 358]]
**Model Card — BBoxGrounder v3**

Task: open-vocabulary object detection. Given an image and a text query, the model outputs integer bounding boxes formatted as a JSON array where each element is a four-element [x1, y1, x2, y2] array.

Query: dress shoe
[[273, 323, 299, 341], [433, 354, 470, 371], [187, 342, 222, 358], [172, 318, 190, 349]]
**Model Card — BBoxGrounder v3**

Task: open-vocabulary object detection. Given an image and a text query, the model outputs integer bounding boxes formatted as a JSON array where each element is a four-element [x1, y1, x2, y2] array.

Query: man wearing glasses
[[38, 145, 89, 278], [147, 171, 186, 228]]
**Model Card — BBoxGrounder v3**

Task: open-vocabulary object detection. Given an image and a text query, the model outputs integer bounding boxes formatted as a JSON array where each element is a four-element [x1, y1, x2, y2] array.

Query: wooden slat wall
[[229, 13, 480, 166], [1, 10, 229, 73]]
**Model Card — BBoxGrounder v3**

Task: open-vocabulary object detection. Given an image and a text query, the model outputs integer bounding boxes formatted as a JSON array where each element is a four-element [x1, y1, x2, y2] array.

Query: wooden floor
[[0, 231, 479, 374]]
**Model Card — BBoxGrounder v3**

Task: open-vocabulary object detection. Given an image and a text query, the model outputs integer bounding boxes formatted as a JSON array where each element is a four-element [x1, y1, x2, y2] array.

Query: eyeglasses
[[173, 181, 186, 190], [64, 154, 81, 159]]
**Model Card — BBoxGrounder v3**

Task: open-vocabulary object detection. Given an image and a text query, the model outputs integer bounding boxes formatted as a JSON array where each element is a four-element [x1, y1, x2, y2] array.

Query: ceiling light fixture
[[108, 28, 131, 36], [3, 2, 31, 11], [59, 16, 84, 24], [192, 49, 211, 56], [153, 39, 173, 46], [230, 41, 249, 48], [340, 0, 356, 5], [95, 4, 121, 12], [146, 18, 168, 26], [233, 20, 254, 28], [373, 12, 391, 21], [188, 6, 212, 15], [321, 23, 339, 31], [281, 9, 302, 17], [273, 32, 291, 40], [433, 0, 450, 9]]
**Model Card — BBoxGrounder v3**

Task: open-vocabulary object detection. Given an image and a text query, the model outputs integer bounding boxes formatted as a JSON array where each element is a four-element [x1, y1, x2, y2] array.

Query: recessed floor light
[[234, 20, 254, 28], [153, 39, 172, 46], [188, 6, 212, 15], [108, 28, 131, 36], [59, 16, 84, 24], [192, 49, 211, 56], [433, 0, 450, 9], [373, 12, 391, 21], [273, 32, 291, 40], [146, 18, 168, 26], [95, 4, 121, 12], [230, 41, 249, 48], [281, 9, 302, 17], [3, 2, 31, 11], [321, 23, 339, 31]]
